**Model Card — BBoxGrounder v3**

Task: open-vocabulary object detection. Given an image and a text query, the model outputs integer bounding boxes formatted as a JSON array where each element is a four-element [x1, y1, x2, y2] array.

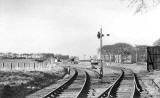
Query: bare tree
[[153, 38, 160, 46], [102, 43, 135, 56], [125, 0, 160, 13]]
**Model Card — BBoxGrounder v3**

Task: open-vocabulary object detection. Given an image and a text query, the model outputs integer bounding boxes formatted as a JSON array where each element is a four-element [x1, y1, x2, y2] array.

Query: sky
[[1, 0, 160, 59]]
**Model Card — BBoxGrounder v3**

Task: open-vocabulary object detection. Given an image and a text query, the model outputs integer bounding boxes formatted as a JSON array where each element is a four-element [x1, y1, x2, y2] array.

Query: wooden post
[[11, 63, 12, 70], [24, 63, 25, 70], [29, 63, 30, 70], [2, 62, 4, 68], [18, 62, 19, 68], [34, 63, 35, 70]]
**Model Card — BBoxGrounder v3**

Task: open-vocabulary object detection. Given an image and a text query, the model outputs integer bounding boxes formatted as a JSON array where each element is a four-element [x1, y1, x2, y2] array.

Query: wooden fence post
[[34, 63, 35, 70], [24, 63, 25, 70], [18, 63, 19, 69], [2, 62, 4, 68], [11, 63, 12, 70]]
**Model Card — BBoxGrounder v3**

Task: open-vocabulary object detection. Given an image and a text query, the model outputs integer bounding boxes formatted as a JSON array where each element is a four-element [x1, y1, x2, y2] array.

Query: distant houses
[[0, 53, 70, 63], [0, 53, 43, 59]]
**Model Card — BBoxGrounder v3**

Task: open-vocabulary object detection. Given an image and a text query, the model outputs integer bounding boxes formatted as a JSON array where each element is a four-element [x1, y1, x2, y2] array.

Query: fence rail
[[0, 62, 57, 71]]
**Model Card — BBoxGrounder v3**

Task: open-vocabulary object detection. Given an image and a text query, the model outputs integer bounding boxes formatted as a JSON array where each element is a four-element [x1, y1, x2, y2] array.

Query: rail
[[43, 69, 78, 98], [76, 71, 90, 98], [97, 70, 124, 98], [130, 73, 141, 98]]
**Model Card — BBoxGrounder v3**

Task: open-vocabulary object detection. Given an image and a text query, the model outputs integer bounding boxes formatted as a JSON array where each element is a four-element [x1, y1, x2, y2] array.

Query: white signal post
[[97, 27, 110, 80], [100, 28, 103, 80]]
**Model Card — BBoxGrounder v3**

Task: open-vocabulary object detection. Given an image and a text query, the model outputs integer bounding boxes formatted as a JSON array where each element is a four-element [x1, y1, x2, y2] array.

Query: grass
[[0, 59, 67, 98], [0, 70, 66, 98]]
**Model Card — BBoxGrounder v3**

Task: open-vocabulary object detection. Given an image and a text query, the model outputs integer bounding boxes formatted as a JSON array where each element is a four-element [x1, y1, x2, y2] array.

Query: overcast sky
[[1, 0, 160, 59]]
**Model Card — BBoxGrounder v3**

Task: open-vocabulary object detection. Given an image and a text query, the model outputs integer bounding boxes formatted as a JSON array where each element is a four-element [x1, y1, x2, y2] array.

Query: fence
[[0, 61, 57, 71]]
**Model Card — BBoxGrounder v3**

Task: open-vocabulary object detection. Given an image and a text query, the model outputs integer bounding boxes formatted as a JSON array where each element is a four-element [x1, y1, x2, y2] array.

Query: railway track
[[97, 68, 142, 98], [43, 68, 90, 98], [84, 68, 121, 98], [27, 65, 142, 98]]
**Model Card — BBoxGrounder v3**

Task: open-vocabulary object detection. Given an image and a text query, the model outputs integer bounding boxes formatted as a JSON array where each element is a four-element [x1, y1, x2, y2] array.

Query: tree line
[[100, 38, 160, 63]]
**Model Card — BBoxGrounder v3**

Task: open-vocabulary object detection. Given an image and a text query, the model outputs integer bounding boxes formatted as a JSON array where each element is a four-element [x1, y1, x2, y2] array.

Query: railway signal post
[[97, 27, 109, 80], [97, 28, 104, 80]]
